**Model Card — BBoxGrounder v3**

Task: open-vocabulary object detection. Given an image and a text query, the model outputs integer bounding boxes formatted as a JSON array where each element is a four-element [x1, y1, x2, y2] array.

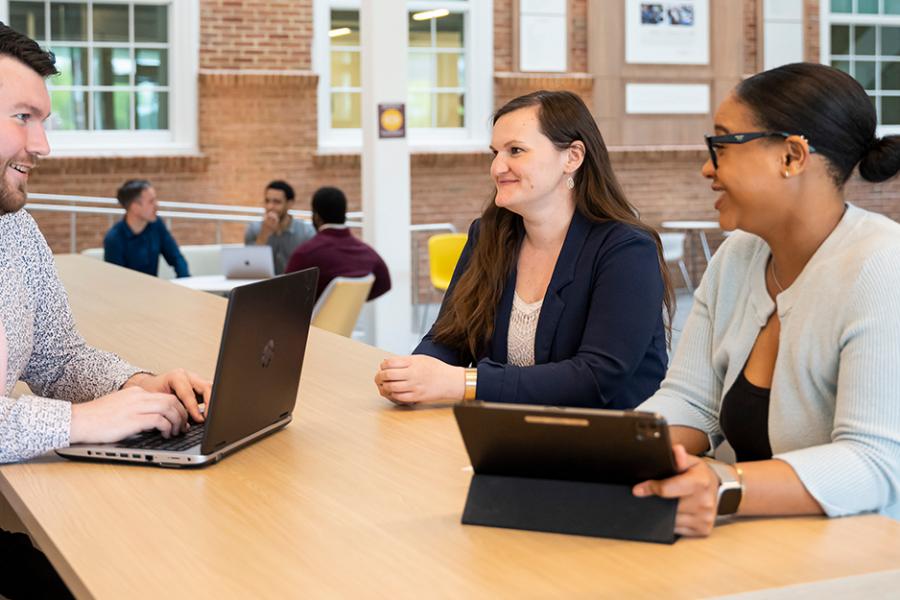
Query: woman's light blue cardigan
[[640, 203, 900, 519]]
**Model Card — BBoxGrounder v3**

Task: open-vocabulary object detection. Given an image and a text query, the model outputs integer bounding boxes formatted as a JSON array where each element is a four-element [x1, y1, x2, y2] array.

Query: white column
[[360, 0, 412, 354]]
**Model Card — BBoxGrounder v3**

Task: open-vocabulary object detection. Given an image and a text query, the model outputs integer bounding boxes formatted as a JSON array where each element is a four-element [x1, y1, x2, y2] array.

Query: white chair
[[659, 232, 693, 293], [311, 275, 375, 338], [81, 243, 242, 280]]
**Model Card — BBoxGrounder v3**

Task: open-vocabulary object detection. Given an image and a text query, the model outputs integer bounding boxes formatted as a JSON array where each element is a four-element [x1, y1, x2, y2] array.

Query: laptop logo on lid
[[260, 339, 275, 368]]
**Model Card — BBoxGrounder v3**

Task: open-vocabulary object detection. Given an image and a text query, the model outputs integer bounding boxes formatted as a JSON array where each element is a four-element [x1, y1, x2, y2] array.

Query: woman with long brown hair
[[374, 90, 674, 409]]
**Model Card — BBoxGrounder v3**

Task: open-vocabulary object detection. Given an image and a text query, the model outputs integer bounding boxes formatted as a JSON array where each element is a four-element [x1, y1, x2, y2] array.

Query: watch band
[[704, 458, 744, 516], [463, 368, 477, 401]]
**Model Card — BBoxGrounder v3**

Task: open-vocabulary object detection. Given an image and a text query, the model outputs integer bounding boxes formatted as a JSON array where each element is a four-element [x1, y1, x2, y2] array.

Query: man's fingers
[[168, 371, 203, 424]]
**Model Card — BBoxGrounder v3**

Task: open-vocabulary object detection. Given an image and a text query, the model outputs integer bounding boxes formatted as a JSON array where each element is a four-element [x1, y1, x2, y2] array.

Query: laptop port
[[119, 453, 128, 458], [145, 455, 153, 462], [104, 452, 116, 457], [132, 454, 140, 459]]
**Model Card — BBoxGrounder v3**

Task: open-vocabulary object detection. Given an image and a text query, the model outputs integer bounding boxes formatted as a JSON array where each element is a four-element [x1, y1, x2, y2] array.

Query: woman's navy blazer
[[414, 210, 668, 410]]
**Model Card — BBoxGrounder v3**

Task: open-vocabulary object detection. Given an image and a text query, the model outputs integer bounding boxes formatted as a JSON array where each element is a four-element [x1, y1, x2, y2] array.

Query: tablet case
[[455, 403, 679, 544]]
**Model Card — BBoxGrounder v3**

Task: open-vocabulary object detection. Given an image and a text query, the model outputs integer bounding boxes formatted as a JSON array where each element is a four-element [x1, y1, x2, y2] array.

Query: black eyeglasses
[[704, 131, 816, 169]]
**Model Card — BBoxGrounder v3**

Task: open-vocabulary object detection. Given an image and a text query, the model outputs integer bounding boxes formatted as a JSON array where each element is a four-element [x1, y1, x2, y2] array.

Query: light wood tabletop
[[2, 255, 900, 599]]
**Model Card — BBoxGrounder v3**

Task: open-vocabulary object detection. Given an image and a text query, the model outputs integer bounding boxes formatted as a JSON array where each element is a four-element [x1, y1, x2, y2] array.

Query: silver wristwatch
[[704, 459, 744, 515]]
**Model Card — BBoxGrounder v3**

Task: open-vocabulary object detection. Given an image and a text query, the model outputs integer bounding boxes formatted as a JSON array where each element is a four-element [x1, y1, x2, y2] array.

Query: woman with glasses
[[374, 90, 674, 409], [633, 63, 900, 536]]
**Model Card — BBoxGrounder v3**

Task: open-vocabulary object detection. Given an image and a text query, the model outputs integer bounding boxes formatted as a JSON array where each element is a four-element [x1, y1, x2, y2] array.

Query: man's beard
[[0, 161, 29, 215]]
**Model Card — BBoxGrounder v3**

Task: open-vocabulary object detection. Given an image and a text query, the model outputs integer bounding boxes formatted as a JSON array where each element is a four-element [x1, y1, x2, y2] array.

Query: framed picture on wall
[[625, 0, 709, 64]]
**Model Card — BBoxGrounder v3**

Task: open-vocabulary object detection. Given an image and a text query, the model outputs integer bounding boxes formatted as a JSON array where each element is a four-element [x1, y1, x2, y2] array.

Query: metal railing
[[26, 193, 458, 306], [26, 193, 365, 252]]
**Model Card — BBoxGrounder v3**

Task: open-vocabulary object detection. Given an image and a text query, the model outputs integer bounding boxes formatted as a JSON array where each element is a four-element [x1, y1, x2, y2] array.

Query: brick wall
[[200, 0, 312, 69], [743, 0, 759, 74], [805, 0, 821, 61]]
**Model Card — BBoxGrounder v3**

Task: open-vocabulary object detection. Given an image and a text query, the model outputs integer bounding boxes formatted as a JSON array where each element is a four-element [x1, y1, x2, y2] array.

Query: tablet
[[453, 402, 678, 485]]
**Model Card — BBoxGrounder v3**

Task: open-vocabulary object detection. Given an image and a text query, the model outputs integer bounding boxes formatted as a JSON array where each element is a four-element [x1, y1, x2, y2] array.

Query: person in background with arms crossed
[[285, 186, 391, 301], [0, 24, 209, 597], [245, 180, 315, 274], [103, 178, 190, 278]]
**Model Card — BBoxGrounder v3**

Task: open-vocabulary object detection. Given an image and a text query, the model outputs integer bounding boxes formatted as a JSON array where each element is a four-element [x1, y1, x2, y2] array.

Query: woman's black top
[[719, 369, 774, 462]]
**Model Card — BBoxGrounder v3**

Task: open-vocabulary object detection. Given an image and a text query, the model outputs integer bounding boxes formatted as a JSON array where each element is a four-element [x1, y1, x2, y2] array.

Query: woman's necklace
[[769, 259, 785, 294]]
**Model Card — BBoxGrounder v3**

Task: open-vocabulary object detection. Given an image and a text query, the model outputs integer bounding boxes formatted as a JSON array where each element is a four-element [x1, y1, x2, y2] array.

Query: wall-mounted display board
[[625, 0, 710, 64]]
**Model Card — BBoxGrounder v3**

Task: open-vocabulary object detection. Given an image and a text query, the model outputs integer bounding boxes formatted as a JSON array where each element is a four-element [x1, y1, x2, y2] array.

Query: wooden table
[[3, 255, 900, 599]]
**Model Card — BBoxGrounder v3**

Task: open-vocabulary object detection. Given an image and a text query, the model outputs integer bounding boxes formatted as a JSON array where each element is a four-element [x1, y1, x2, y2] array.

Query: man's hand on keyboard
[[70, 387, 190, 444], [123, 369, 211, 424]]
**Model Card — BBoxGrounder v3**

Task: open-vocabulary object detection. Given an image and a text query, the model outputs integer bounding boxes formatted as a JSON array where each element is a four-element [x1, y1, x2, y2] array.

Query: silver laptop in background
[[221, 245, 275, 279], [57, 267, 319, 468]]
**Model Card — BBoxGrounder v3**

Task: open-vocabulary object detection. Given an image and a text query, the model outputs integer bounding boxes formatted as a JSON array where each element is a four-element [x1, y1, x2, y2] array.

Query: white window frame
[[0, 0, 199, 156], [821, 0, 900, 135], [313, 0, 493, 153]]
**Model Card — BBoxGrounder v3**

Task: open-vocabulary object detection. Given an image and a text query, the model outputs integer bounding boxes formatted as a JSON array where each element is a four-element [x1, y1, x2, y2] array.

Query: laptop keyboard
[[120, 424, 206, 452]]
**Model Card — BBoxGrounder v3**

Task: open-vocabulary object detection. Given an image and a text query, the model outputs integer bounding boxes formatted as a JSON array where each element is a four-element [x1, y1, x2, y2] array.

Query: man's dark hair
[[116, 179, 152, 209], [0, 22, 58, 77], [266, 180, 295, 202], [311, 186, 347, 225]]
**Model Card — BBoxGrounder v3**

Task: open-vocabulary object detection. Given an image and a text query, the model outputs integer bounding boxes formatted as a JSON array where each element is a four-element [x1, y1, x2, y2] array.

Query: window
[[314, 0, 493, 150], [1, 0, 199, 156], [823, 0, 900, 133]]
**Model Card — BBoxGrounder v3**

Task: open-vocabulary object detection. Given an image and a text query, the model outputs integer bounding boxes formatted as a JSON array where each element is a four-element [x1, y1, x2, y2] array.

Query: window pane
[[831, 25, 850, 55], [94, 91, 130, 129], [884, 27, 900, 56], [50, 2, 87, 42], [833, 59, 851, 74], [887, 0, 900, 14], [408, 53, 432, 90], [831, 0, 852, 11], [136, 90, 168, 129], [93, 3, 129, 42], [331, 92, 360, 128], [436, 52, 463, 87], [436, 13, 464, 48], [856, 26, 876, 55], [856, 60, 877, 89], [331, 50, 360, 87], [49, 90, 87, 130], [93, 47, 131, 86], [136, 48, 167, 86], [10, 1, 46, 40], [436, 93, 463, 127], [883, 96, 900, 124], [50, 46, 88, 86], [330, 10, 359, 47], [883, 62, 900, 89], [858, 0, 878, 13], [135, 4, 168, 43], [408, 91, 432, 127], [408, 13, 431, 47]]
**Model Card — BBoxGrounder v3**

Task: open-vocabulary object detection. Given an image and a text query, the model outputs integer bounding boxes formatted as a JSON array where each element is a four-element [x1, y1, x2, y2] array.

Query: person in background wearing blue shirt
[[103, 179, 190, 278]]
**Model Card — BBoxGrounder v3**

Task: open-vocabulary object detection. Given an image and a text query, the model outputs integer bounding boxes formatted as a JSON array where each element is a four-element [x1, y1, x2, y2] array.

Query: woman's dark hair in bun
[[735, 62, 900, 186]]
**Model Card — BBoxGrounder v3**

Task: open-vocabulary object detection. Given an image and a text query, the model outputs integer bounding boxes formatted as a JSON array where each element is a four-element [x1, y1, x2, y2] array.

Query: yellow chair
[[420, 233, 467, 331], [311, 275, 375, 337], [427, 233, 468, 292]]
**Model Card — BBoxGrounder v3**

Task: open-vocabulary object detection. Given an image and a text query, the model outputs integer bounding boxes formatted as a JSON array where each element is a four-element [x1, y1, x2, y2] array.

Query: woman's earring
[[566, 176, 575, 190], [783, 170, 790, 178]]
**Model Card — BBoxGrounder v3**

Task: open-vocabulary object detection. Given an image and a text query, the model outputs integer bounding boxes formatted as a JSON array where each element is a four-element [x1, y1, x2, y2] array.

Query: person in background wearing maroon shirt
[[285, 186, 391, 301]]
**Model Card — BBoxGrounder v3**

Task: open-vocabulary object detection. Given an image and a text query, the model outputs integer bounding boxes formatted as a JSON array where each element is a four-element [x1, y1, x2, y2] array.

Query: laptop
[[57, 267, 319, 468], [221, 245, 275, 279]]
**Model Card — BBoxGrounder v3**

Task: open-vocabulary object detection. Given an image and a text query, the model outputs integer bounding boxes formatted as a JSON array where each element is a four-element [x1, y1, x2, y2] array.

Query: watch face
[[718, 488, 742, 515]]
